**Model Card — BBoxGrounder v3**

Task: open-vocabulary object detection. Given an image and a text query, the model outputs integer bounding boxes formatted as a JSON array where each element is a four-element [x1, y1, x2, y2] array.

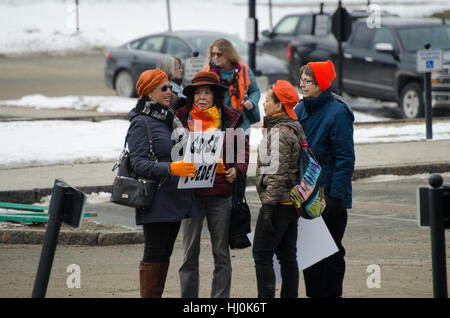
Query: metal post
[[337, 1, 343, 95], [428, 174, 448, 298], [166, 0, 172, 32], [75, 0, 79, 33], [249, 0, 256, 72], [424, 43, 433, 139], [31, 184, 65, 298], [268, 0, 273, 29]]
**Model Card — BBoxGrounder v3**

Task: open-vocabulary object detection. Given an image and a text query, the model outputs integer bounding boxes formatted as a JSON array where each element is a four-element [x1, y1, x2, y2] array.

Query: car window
[[165, 37, 191, 56], [139, 36, 164, 53], [350, 24, 375, 49], [372, 27, 395, 49], [297, 16, 313, 35], [274, 16, 300, 35], [184, 34, 247, 56], [398, 25, 450, 52], [129, 39, 142, 49]]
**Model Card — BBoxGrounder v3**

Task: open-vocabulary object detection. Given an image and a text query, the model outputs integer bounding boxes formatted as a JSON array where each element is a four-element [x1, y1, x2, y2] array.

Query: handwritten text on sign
[[178, 131, 224, 189]]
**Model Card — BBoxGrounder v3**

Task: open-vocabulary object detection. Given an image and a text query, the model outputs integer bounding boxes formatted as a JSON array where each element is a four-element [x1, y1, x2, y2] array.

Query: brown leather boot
[[139, 261, 170, 298]]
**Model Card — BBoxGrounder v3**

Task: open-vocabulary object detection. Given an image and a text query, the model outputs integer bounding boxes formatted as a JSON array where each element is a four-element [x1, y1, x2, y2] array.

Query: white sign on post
[[416, 49, 443, 73], [184, 57, 206, 81], [177, 130, 224, 189], [246, 18, 256, 43]]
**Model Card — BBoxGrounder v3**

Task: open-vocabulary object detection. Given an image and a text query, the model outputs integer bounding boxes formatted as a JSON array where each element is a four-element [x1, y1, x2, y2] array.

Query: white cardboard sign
[[177, 131, 224, 189], [248, 216, 338, 284]]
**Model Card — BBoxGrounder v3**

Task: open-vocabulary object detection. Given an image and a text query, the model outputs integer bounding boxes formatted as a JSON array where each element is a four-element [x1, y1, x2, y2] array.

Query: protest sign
[[177, 130, 224, 189]]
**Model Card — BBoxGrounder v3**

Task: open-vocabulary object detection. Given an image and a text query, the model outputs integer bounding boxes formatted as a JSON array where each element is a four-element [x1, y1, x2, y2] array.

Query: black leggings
[[142, 222, 181, 263]]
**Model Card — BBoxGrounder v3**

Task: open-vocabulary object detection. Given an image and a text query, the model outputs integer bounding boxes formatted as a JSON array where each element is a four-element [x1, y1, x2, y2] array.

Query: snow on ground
[[1, 116, 449, 169], [1, 0, 450, 55]]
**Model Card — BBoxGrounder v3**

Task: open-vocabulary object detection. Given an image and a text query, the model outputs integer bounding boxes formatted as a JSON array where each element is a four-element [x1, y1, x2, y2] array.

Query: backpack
[[290, 143, 327, 219]]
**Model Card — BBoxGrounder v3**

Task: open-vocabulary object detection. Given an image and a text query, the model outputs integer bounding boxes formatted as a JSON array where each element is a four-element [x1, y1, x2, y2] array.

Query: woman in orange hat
[[295, 60, 355, 298], [253, 80, 307, 298], [175, 71, 249, 298], [125, 69, 197, 298]]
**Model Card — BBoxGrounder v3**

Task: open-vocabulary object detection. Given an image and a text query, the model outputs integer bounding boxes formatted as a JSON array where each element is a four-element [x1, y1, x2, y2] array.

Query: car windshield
[[398, 25, 450, 52], [184, 34, 248, 56]]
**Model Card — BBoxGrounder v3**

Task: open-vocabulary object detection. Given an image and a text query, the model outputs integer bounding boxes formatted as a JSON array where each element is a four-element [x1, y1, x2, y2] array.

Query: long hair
[[207, 38, 241, 65]]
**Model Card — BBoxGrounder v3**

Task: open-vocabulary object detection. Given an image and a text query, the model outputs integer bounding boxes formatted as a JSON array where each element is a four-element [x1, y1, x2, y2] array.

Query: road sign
[[417, 49, 443, 73], [331, 6, 352, 42], [184, 57, 206, 81]]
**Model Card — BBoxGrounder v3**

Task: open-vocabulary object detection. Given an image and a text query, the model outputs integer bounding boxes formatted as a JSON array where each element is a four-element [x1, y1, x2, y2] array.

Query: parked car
[[288, 17, 450, 118], [104, 30, 288, 97], [258, 8, 397, 63]]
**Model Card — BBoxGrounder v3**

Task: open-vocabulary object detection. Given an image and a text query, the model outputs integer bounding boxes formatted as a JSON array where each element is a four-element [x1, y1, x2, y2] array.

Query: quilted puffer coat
[[256, 113, 306, 206]]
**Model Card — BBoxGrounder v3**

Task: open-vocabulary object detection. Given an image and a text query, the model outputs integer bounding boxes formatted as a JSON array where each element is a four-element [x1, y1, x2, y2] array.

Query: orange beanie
[[307, 60, 336, 92], [272, 80, 300, 120], [136, 69, 168, 98]]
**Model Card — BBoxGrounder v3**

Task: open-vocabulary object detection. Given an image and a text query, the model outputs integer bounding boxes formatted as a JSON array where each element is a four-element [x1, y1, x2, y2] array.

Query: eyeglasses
[[160, 85, 172, 92], [211, 52, 223, 58], [299, 78, 314, 85]]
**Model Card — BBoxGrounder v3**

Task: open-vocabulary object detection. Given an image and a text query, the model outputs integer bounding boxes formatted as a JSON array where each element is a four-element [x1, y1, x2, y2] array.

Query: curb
[[0, 228, 144, 246]]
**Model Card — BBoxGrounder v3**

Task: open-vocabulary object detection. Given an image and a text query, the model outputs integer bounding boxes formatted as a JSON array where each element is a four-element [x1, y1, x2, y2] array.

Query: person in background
[[156, 55, 186, 109], [253, 80, 306, 298], [205, 38, 260, 203], [294, 60, 355, 298], [126, 69, 197, 298], [175, 71, 249, 298]]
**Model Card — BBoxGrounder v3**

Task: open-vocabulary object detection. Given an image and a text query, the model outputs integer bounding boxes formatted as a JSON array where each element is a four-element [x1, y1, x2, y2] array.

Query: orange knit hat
[[307, 60, 336, 92], [136, 69, 168, 98], [272, 80, 300, 120]]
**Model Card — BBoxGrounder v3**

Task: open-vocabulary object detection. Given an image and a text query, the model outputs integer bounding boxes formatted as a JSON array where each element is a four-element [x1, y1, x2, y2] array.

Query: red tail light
[[287, 44, 292, 62], [106, 52, 112, 60]]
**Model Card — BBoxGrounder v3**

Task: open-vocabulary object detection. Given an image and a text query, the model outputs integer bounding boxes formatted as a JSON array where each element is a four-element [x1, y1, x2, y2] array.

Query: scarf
[[187, 104, 221, 132], [208, 62, 242, 108], [134, 97, 188, 160]]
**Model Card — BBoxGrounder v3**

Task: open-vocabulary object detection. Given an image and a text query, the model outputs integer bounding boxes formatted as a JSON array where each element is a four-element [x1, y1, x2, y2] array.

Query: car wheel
[[400, 82, 424, 119], [114, 71, 136, 97]]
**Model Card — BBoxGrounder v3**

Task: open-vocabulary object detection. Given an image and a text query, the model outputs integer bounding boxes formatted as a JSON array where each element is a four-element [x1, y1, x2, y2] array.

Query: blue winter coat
[[126, 108, 196, 224], [294, 89, 355, 209]]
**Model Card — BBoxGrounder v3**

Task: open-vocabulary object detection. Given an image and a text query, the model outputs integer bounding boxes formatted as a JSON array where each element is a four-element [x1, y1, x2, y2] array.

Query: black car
[[258, 8, 397, 68], [290, 17, 450, 118], [104, 30, 288, 97]]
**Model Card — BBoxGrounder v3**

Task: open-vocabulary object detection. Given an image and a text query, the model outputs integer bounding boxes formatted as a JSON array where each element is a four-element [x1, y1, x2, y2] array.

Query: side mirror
[[262, 30, 273, 38], [192, 51, 199, 57]]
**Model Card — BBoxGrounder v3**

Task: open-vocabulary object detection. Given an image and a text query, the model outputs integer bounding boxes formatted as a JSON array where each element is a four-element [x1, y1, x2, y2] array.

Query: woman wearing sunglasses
[[125, 69, 197, 298]]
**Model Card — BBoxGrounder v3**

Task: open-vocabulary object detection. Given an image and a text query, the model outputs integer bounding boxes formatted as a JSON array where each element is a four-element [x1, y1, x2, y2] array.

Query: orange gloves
[[170, 160, 196, 177], [216, 159, 227, 174]]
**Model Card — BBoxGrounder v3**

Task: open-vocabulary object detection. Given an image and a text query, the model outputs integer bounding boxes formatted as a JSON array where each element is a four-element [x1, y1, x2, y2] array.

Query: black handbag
[[229, 169, 252, 249], [110, 116, 159, 209]]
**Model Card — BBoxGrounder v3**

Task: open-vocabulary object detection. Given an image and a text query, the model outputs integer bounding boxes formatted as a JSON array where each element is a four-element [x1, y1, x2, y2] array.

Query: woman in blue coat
[[294, 60, 355, 298], [125, 69, 197, 298]]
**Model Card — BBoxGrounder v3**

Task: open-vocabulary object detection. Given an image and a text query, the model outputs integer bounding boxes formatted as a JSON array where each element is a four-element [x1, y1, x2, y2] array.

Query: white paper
[[247, 216, 338, 284], [177, 130, 224, 189]]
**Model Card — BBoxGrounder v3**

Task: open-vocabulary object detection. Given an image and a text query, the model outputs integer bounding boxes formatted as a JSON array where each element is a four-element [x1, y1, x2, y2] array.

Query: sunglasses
[[160, 85, 172, 92], [211, 52, 223, 58]]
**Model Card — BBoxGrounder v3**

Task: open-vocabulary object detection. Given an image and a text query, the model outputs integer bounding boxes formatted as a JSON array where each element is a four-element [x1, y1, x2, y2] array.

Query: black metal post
[[268, 0, 273, 29], [428, 174, 448, 298], [337, 1, 343, 95], [75, 0, 79, 33], [424, 42, 433, 139], [249, 0, 256, 72], [31, 184, 65, 298]]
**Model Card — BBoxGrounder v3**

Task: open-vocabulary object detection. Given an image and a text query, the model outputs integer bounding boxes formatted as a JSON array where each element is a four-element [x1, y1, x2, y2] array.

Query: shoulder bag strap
[[135, 115, 157, 161]]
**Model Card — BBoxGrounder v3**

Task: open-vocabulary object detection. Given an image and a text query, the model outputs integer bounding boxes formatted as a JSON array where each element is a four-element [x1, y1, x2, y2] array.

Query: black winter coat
[[126, 107, 196, 224]]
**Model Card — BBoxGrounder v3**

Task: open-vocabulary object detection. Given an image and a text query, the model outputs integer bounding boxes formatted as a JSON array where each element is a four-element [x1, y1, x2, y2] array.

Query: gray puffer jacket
[[256, 113, 306, 206]]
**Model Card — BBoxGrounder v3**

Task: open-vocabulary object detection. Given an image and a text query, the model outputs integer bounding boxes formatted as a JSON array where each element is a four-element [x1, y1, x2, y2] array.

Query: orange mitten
[[170, 160, 196, 177], [216, 159, 227, 174]]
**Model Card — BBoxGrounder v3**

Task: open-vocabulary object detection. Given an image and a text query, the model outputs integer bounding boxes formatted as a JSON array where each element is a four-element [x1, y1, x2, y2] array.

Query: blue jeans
[[179, 195, 232, 298], [252, 204, 299, 298]]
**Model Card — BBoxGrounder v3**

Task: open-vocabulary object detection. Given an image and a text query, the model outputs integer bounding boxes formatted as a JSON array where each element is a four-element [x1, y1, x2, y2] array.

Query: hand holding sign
[[170, 160, 196, 177]]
